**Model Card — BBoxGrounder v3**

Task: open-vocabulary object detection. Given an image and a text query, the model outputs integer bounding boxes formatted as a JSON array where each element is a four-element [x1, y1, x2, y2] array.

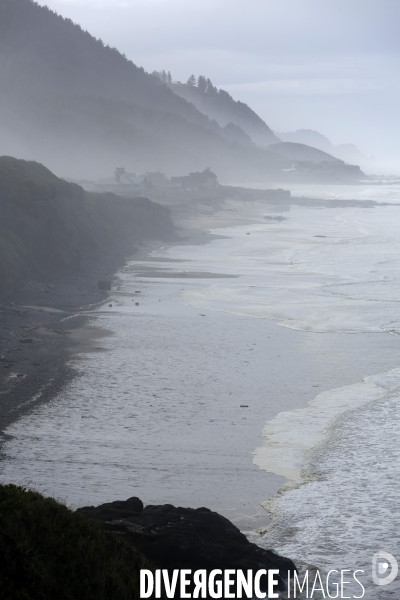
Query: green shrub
[[0, 484, 153, 599]]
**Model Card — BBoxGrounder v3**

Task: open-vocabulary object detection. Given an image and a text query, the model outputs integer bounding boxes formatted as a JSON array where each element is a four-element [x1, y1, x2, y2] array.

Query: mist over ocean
[[2, 181, 400, 596]]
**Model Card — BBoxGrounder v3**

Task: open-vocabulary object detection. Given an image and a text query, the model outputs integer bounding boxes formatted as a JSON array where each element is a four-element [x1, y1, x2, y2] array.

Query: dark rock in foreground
[[78, 497, 296, 597]]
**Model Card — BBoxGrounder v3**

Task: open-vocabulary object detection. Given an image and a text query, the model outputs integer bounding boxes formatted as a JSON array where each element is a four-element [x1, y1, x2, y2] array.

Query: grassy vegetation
[[0, 484, 153, 599]]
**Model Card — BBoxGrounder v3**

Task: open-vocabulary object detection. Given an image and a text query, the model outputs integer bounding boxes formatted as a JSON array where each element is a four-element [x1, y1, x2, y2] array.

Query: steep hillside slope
[[0, 0, 365, 183], [0, 0, 288, 182], [269, 142, 341, 163], [268, 142, 365, 181], [0, 156, 174, 296], [0, 0, 212, 129], [276, 130, 333, 153], [276, 129, 368, 164], [170, 79, 280, 147]]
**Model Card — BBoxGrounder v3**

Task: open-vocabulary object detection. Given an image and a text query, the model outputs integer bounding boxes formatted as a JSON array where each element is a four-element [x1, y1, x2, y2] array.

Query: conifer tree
[[197, 75, 207, 93], [206, 78, 216, 95]]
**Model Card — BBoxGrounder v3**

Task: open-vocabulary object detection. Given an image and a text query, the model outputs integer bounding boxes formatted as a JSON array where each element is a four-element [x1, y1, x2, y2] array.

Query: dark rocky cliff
[[79, 497, 296, 598]]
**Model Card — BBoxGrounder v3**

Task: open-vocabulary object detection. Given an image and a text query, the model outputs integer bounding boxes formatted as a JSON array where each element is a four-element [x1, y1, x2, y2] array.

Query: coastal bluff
[[0, 156, 175, 298]]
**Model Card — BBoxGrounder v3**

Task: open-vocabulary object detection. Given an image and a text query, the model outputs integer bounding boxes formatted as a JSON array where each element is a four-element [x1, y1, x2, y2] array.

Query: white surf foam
[[253, 376, 389, 483], [163, 189, 400, 335], [257, 369, 400, 599]]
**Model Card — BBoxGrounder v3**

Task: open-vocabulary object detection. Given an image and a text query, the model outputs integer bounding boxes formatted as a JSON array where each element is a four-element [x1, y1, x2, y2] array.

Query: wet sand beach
[[2, 192, 400, 536]]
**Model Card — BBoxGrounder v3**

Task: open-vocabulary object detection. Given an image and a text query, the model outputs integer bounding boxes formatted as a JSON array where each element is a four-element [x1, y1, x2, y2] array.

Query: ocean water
[[172, 184, 400, 597], [2, 182, 400, 597], [257, 370, 400, 599]]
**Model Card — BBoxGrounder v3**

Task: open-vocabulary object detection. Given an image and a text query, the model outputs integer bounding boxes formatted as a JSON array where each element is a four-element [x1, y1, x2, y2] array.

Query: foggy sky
[[36, 0, 400, 165]]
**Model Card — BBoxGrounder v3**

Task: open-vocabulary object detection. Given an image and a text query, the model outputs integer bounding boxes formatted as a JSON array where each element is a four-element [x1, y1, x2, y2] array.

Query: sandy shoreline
[[0, 191, 398, 544], [3, 193, 400, 539], [0, 196, 261, 448]]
